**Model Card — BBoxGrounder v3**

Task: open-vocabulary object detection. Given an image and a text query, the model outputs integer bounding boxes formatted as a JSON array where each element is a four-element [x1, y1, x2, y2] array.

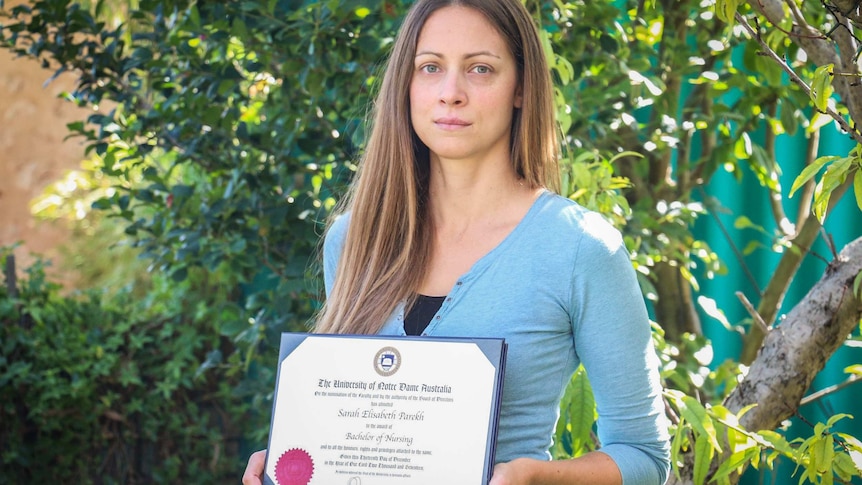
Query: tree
[[543, 1, 862, 482], [2, 0, 861, 484]]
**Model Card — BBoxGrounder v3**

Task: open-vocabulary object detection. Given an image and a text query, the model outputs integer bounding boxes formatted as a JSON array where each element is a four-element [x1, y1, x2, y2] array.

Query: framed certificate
[[263, 333, 507, 485]]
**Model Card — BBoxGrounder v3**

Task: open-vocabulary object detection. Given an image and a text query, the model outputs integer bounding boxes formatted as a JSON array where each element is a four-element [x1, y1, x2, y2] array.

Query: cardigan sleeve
[[570, 212, 671, 485], [322, 213, 350, 298]]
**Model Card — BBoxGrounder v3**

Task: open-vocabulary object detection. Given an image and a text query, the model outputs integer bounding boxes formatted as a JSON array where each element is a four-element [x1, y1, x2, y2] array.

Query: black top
[[404, 294, 446, 336]]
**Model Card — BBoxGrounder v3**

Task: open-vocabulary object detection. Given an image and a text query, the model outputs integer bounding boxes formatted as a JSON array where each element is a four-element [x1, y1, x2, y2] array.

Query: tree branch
[[741, 178, 853, 363], [726, 236, 862, 431], [799, 373, 862, 407], [735, 11, 862, 144]]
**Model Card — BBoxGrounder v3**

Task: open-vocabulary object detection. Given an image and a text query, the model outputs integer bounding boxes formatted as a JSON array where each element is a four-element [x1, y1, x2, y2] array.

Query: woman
[[244, 0, 670, 484]]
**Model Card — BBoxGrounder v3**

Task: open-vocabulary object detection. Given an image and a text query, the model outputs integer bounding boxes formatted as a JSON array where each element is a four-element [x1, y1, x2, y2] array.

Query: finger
[[242, 450, 267, 485], [488, 464, 501, 485]]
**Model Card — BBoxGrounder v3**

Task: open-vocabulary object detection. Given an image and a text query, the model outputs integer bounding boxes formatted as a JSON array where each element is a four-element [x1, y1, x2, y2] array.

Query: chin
[[424, 143, 477, 161]]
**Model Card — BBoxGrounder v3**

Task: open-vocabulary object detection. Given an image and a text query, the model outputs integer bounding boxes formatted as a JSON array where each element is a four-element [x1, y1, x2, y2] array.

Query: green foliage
[[653, 325, 744, 403], [1, 0, 416, 336], [652, 318, 862, 484], [0, 248, 265, 483], [0, 2, 411, 482], [541, 0, 862, 479], [561, 149, 635, 228], [541, 0, 732, 300], [715, 0, 742, 27], [664, 390, 862, 485], [3, 0, 862, 484], [810, 64, 835, 114], [550, 365, 597, 459], [790, 145, 862, 223]]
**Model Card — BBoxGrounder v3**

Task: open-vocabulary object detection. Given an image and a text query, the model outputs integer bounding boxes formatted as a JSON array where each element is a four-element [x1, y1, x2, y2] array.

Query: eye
[[472, 65, 492, 74], [420, 64, 441, 73]]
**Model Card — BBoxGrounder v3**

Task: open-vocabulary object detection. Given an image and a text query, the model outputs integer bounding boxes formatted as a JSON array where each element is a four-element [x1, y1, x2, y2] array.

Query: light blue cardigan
[[323, 191, 671, 485]]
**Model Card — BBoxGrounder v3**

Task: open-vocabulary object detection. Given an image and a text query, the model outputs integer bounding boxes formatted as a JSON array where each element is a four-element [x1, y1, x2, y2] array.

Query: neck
[[426, 153, 535, 233]]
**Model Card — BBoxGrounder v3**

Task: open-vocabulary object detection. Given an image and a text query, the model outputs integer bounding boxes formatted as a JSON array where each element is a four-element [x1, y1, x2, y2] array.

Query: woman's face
[[409, 6, 522, 166]]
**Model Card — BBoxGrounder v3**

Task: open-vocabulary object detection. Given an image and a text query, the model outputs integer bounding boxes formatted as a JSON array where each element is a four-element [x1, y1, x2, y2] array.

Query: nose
[[438, 72, 466, 106]]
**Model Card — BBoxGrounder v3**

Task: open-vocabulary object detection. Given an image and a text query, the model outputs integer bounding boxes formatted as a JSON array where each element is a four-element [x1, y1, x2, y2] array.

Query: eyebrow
[[415, 50, 501, 59]]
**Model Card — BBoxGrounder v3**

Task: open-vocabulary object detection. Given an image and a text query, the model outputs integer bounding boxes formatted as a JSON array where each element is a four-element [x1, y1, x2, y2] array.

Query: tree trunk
[[739, 216, 821, 364], [726, 236, 862, 429], [667, 236, 862, 484], [652, 261, 703, 341]]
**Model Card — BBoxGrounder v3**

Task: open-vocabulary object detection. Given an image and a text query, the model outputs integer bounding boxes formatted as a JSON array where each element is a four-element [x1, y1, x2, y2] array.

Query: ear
[[514, 84, 523, 108]]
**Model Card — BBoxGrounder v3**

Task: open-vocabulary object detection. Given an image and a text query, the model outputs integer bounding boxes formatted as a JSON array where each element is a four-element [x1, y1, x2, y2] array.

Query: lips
[[434, 117, 471, 129]]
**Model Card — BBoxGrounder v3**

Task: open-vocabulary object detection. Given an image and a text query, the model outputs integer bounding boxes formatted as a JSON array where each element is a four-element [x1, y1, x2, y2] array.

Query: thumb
[[242, 449, 267, 485]]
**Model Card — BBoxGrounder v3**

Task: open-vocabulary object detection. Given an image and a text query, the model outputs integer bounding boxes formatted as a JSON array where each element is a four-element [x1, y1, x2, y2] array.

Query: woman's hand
[[490, 452, 622, 485], [242, 450, 266, 485], [489, 458, 534, 485]]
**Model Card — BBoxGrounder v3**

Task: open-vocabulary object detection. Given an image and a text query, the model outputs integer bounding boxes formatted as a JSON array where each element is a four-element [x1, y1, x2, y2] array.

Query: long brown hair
[[314, 0, 559, 334]]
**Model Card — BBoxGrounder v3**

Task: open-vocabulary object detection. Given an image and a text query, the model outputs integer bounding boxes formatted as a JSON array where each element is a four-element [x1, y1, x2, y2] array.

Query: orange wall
[[0, 41, 89, 282]]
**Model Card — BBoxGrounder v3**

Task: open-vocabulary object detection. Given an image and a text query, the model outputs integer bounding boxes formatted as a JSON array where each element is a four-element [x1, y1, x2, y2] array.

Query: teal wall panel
[[693, 124, 862, 484]]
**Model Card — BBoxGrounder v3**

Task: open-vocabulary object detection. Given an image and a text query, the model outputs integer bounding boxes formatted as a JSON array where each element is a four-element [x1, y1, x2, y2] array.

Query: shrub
[[0, 248, 265, 484]]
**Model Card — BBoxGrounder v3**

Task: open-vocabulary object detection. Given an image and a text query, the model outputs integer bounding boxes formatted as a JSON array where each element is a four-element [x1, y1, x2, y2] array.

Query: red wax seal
[[275, 448, 314, 485]]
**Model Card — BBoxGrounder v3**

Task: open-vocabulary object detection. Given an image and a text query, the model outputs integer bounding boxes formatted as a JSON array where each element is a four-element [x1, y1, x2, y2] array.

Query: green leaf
[[693, 435, 714, 485], [825, 413, 852, 428], [734, 215, 755, 229], [715, 0, 741, 25], [713, 448, 756, 482], [670, 418, 688, 478], [761, 57, 783, 86], [811, 64, 834, 112], [854, 168, 862, 212], [742, 240, 762, 256], [91, 197, 113, 210], [755, 430, 797, 461], [823, 156, 854, 188], [750, 144, 780, 191], [813, 179, 830, 223], [538, 29, 555, 67], [854, 272, 862, 302], [355, 7, 371, 19], [821, 441, 835, 485], [734, 132, 752, 159], [806, 435, 823, 484], [171, 184, 194, 200], [812, 156, 854, 221], [567, 366, 597, 425], [790, 156, 839, 198], [607, 151, 645, 164], [598, 33, 618, 55], [808, 110, 834, 133], [678, 395, 722, 452], [170, 266, 188, 282], [558, 365, 597, 457], [832, 453, 859, 481], [188, 4, 201, 28]]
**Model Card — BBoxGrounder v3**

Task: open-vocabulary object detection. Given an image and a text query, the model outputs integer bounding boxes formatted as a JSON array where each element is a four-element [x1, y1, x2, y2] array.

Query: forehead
[[415, 6, 510, 55]]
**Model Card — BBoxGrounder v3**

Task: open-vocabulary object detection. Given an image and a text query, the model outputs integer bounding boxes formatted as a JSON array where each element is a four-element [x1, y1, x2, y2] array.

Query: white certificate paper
[[263, 333, 507, 485]]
